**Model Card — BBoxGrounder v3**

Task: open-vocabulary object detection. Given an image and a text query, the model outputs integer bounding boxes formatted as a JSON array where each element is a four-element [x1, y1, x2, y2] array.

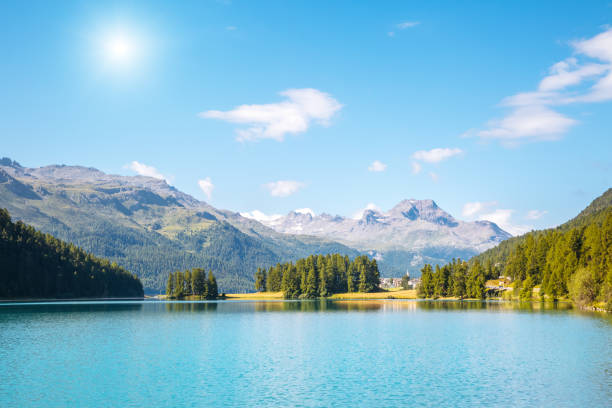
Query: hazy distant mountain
[[0, 158, 356, 293], [243, 199, 511, 275]]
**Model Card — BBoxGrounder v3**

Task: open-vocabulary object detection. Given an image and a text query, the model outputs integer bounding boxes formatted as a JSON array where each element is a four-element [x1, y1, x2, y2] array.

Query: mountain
[[243, 199, 511, 275], [0, 158, 511, 293], [0, 208, 143, 299], [0, 159, 356, 293]]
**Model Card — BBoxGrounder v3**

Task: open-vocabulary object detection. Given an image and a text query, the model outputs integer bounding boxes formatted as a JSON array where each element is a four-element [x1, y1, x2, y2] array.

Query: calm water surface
[[0, 300, 610, 407]]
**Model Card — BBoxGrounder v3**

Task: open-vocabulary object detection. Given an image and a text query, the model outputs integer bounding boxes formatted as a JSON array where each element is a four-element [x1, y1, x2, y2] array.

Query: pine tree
[[303, 264, 318, 298], [254, 267, 266, 292], [166, 272, 175, 296], [207, 270, 218, 299]]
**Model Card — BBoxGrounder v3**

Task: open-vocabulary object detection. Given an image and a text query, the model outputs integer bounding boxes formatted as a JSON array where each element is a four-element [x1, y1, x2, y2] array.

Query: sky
[[1, 0, 611, 235]]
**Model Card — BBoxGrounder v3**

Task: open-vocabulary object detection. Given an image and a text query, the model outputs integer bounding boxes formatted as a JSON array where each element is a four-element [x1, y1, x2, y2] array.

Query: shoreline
[[0, 294, 606, 312], [0, 297, 145, 303]]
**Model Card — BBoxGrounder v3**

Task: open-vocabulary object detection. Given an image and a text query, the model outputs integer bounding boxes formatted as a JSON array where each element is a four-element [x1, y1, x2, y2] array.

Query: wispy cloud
[[475, 28, 612, 145], [264, 180, 305, 197], [526, 209, 548, 220], [368, 160, 387, 172], [198, 177, 214, 199], [397, 21, 420, 29], [478, 106, 577, 142], [388, 21, 420, 37], [126, 161, 169, 182], [200, 88, 342, 142], [462, 201, 498, 217], [294, 208, 315, 216], [462, 201, 532, 236], [352, 203, 381, 220], [225, 26, 237, 31], [411, 161, 422, 174], [429, 172, 439, 182], [412, 147, 463, 163], [240, 210, 283, 224]]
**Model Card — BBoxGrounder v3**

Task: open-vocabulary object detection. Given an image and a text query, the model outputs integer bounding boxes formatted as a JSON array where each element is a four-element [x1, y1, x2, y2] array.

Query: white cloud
[[198, 177, 214, 199], [240, 210, 283, 224], [476, 28, 612, 144], [411, 161, 422, 174], [368, 160, 387, 172], [429, 172, 439, 182], [478, 106, 577, 142], [226, 26, 237, 31], [200, 88, 342, 142], [388, 21, 420, 37], [264, 180, 305, 197], [477, 209, 531, 236], [397, 21, 420, 29], [352, 203, 381, 220], [412, 147, 463, 163], [461, 201, 532, 236], [462, 201, 498, 217], [526, 209, 548, 220], [538, 58, 608, 92], [294, 208, 315, 216], [127, 161, 168, 182]]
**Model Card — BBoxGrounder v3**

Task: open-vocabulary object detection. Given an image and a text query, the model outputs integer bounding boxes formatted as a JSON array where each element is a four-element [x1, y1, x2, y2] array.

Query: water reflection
[[164, 302, 218, 313], [157, 299, 585, 314], [2, 299, 608, 324], [0, 301, 144, 315]]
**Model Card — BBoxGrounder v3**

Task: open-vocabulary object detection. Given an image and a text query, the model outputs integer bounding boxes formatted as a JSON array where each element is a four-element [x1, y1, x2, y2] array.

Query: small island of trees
[[166, 269, 219, 299], [254, 254, 380, 298]]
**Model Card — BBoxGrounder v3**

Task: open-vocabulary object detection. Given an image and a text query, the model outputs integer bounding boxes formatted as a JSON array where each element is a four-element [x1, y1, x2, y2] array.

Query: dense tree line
[[426, 198, 612, 309], [14, 209, 356, 294], [498, 211, 612, 308], [0, 208, 143, 298], [254, 254, 380, 298], [417, 258, 494, 299], [166, 268, 219, 299]]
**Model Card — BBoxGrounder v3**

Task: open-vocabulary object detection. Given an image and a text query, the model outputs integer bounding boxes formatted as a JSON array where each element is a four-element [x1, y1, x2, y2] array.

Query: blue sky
[[1, 1, 611, 235]]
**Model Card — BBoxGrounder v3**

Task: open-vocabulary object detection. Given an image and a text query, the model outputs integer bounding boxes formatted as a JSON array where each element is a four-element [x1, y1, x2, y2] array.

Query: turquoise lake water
[[0, 300, 610, 407]]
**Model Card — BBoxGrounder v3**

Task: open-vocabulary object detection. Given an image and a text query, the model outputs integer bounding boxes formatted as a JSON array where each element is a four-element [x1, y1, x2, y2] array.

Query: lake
[[0, 300, 610, 407]]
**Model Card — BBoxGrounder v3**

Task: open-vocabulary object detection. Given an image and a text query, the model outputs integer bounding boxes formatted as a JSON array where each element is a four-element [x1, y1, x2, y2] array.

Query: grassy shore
[[223, 291, 285, 300], [222, 289, 418, 300]]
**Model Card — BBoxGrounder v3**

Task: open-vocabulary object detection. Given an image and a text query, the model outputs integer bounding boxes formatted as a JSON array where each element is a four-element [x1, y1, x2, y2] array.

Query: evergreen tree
[[254, 267, 266, 292], [207, 270, 218, 299], [418, 264, 434, 298], [192, 268, 207, 296], [166, 272, 175, 297], [303, 264, 318, 298]]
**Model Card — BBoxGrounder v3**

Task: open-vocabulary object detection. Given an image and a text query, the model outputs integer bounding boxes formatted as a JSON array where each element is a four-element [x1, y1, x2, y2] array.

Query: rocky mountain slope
[[243, 199, 511, 275], [0, 158, 355, 293], [0, 157, 511, 291]]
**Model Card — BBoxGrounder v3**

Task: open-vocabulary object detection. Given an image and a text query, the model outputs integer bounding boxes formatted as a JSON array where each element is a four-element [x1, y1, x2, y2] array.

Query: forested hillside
[[443, 189, 612, 309], [0, 159, 357, 293], [254, 254, 380, 298], [0, 209, 143, 299]]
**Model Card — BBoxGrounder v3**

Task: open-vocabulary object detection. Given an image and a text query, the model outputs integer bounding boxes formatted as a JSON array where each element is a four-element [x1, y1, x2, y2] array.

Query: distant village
[[380, 272, 515, 293], [379, 272, 420, 290]]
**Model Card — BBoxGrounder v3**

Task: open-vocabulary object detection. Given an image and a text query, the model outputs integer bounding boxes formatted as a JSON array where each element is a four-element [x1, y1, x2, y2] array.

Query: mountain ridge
[[243, 199, 510, 254], [0, 157, 511, 291]]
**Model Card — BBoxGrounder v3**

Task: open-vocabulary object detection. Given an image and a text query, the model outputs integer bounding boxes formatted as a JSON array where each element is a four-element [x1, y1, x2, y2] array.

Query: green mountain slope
[[0, 208, 143, 299], [0, 160, 357, 293], [468, 189, 612, 309], [473, 188, 612, 267]]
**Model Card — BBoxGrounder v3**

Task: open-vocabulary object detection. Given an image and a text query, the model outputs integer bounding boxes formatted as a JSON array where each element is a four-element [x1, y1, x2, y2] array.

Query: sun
[[104, 34, 134, 64]]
